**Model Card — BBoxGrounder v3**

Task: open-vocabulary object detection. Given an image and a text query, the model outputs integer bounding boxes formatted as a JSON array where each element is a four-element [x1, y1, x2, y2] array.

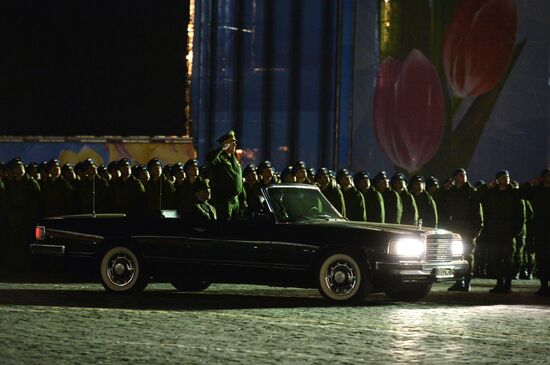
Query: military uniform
[[373, 172, 402, 224], [412, 190, 438, 228], [206, 131, 243, 220], [316, 168, 345, 217], [520, 169, 550, 295], [478, 172, 524, 292], [6, 161, 41, 271], [337, 169, 365, 222], [112, 174, 145, 216], [144, 175, 176, 216], [42, 176, 74, 217], [0, 178, 8, 267]]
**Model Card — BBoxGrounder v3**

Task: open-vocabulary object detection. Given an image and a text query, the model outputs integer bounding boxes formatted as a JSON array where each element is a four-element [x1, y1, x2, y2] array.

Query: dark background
[[0, 0, 188, 136]]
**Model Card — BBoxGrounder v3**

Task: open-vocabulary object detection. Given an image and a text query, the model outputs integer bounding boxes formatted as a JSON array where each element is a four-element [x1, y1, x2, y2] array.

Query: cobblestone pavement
[[0, 278, 549, 364]]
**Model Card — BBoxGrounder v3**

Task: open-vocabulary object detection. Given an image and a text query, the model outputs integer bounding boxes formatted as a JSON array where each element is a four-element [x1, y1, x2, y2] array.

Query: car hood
[[293, 219, 448, 236]]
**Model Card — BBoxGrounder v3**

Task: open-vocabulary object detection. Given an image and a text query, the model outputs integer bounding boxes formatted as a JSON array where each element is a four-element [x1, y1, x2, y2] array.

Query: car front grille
[[425, 234, 453, 262]]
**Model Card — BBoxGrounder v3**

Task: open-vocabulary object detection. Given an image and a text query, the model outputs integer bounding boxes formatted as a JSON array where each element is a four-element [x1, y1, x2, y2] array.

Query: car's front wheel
[[170, 278, 211, 292], [384, 283, 432, 301], [317, 250, 371, 304], [99, 246, 149, 294]]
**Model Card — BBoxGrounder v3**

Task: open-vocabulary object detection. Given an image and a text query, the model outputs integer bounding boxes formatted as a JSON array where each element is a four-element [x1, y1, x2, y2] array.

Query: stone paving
[[0, 279, 549, 364]]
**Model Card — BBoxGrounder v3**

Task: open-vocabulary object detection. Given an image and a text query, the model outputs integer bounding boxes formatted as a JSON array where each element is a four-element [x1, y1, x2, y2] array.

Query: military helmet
[[171, 162, 184, 175], [107, 161, 119, 172], [243, 164, 257, 175], [184, 159, 199, 172], [353, 171, 370, 186], [372, 171, 388, 184], [315, 167, 329, 180], [336, 168, 351, 182], [117, 158, 130, 169], [82, 158, 96, 170], [47, 159, 61, 170], [257, 160, 273, 173], [147, 158, 162, 171], [390, 172, 407, 184]]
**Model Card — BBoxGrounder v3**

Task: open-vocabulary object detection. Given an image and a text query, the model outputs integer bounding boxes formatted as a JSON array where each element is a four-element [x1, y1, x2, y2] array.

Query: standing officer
[[439, 168, 482, 292], [42, 159, 74, 217], [111, 158, 145, 216], [478, 171, 524, 293], [144, 158, 176, 216], [206, 130, 243, 220], [315, 168, 345, 217], [337, 169, 366, 222], [5, 158, 41, 271], [373, 171, 402, 224], [409, 176, 438, 228], [354, 172, 384, 223], [391, 173, 418, 225], [520, 168, 550, 295]]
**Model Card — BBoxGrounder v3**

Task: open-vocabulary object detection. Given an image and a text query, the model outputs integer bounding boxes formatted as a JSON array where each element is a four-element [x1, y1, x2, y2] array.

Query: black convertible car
[[31, 184, 468, 303]]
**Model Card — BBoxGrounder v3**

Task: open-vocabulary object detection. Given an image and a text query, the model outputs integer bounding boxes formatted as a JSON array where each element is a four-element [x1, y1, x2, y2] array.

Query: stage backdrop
[[351, 0, 550, 183]]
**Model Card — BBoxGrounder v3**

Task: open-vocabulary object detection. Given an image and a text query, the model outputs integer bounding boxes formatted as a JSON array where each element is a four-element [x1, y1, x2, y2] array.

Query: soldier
[[26, 162, 40, 182], [171, 163, 185, 185], [206, 130, 243, 220], [243, 164, 258, 204], [75, 159, 111, 214], [337, 169, 365, 222], [373, 171, 402, 224], [163, 164, 175, 184], [107, 161, 120, 183], [354, 172, 384, 223], [520, 168, 550, 295], [409, 176, 438, 228], [42, 159, 74, 217], [61, 163, 77, 189], [175, 159, 203, 214], [5, 158, 41, 271], [144, 158, 176, 216], [439, 168, 482, 291], [478, 171, 524, 293], [511, 180, 533, 280], [97, 164, 111, 182], [293, 161, 313, 184], [191, 180, 217, 222], [135, 164, 150, 186], [315, 168, 345, 216], [280, 166, 295, 183], [110, 158, 145, 216], [38, 161, 49, 188], [391, 173, 418, 226]]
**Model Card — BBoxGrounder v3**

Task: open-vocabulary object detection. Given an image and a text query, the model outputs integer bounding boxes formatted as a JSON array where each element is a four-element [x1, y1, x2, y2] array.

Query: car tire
[[170, 279, 211, 292], [384, 283, 433, 301], [317, 250, 371, 304], [99, 246, 149, 294]]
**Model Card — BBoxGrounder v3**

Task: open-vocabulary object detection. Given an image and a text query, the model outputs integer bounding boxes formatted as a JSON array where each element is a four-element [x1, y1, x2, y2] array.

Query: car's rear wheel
[[317, 250, 371, 304], [384, 283, 432, 301], [99, 246, 149, 294], [170, 278, 211, 292]]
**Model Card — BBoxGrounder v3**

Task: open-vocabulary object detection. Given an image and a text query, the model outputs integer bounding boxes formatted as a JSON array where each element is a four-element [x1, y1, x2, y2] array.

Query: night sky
[[0, 0, 188, 136]]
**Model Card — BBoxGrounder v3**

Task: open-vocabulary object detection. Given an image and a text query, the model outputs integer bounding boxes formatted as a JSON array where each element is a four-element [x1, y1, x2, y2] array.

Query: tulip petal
[[374, 50, 445, 172], [444, 0, 517, 97]]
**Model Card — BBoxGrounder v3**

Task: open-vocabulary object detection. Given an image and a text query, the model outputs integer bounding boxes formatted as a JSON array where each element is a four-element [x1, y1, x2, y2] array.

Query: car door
[[184, 217, 274, 268]]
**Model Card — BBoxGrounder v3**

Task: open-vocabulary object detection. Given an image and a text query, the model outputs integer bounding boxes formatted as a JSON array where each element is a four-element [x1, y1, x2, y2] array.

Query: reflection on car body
[[31, 184, 468, 304]]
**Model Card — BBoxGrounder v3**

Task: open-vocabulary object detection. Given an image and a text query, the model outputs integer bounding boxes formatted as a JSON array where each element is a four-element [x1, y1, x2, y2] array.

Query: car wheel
[[99, 246, 149, 294], [170, 279, 211, 292], [384, 283, 433, 301], [317, 251, 371, 304]]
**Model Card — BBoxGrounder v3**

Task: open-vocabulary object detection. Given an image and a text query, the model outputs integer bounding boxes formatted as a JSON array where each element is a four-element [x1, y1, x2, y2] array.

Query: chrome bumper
[[31, 244, 66, 256], [375, 260, 469, 283]]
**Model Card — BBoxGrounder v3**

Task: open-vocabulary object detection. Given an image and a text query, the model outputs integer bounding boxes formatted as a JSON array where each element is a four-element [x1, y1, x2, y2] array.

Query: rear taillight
[[35, 226, 46, 240]]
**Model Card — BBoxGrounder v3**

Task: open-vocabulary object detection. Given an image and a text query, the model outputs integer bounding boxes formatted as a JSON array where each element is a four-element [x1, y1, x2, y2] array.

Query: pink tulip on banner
[[443, 0, 517, 97], [373, 49, 445, 172]]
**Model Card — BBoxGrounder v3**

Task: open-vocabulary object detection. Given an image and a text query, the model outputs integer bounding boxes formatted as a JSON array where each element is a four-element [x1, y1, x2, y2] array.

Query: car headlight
[[452, 234, 463, 256], [388, 238, 425, 258]]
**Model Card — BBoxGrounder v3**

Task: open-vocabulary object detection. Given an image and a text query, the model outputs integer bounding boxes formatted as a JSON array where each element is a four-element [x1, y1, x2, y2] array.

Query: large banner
[[352, 0, 549, 183], [0, 138, 196, 167]]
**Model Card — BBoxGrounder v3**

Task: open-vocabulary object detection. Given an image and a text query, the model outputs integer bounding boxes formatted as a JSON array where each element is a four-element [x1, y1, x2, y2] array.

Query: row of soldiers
[[1, 148, 549, 297]]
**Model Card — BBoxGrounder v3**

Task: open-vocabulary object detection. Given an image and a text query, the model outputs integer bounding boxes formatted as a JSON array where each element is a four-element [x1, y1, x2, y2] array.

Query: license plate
[[435, 267, 454, 278]]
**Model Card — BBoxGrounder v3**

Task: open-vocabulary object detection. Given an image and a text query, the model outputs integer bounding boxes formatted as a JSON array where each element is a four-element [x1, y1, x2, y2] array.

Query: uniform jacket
[[206, 148, 243, 203]]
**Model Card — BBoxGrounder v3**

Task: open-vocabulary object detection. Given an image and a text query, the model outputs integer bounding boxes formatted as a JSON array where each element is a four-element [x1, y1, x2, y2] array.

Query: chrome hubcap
[[325, 261, 357, 295], [107, 254, 136, 287]]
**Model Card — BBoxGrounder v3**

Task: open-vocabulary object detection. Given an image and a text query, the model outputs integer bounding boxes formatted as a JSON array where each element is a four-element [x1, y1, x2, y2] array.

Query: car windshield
[[264, 185, 344, 222]]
